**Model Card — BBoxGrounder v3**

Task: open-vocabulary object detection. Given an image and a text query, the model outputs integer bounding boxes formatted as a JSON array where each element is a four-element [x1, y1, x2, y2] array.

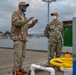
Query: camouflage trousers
[[48, 40, 63, 65], [13, 40, 26, 70]]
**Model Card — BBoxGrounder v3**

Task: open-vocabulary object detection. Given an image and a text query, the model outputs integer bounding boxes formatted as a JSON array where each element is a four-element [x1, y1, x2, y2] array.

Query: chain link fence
[[0, 0, 74, 74]]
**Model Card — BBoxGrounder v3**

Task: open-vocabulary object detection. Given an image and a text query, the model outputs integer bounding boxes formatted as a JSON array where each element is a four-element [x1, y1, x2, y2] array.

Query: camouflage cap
[[51, 12, 58, 16], [18, 1, 29, 7]]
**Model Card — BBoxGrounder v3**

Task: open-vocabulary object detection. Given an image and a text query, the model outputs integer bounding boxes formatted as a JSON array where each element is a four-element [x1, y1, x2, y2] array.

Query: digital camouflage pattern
[[44, 20, 63, 64]]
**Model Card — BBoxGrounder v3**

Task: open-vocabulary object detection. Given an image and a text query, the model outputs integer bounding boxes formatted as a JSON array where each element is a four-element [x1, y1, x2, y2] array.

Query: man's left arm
[[60, 22, 63, 36], [59, 22, 63, 31], [60, 22, 64, 44]]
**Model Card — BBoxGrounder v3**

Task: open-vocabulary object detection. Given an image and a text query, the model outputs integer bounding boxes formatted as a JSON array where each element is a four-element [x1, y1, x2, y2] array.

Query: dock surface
[[0, 48, 64, 75]]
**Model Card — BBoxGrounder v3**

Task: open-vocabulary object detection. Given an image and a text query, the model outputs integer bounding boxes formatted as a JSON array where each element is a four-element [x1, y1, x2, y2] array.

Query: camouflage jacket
[[44, 20, 63, 42], [11, 10, 34, 41]]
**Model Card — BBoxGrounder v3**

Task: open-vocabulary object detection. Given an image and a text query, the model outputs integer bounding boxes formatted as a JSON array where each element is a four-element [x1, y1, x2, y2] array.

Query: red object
[[63, 51, 73, 54], [13, 66, 18, 70]]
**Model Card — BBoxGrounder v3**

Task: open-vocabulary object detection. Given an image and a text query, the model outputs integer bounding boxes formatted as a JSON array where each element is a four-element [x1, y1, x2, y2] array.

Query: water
[[0, 37, 72, 52]]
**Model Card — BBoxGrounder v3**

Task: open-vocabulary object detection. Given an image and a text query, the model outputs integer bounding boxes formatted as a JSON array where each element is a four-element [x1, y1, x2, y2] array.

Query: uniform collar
[[51, 20, 59, 24], [18, 9, 25, 16]]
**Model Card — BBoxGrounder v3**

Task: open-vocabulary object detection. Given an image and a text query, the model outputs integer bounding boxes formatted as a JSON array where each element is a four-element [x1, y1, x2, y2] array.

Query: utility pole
[[42, 0, 56, 23]]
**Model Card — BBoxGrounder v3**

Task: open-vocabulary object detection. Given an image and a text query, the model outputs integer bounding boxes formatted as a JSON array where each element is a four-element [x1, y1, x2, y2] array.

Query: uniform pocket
[[19, 32, 27, 41]]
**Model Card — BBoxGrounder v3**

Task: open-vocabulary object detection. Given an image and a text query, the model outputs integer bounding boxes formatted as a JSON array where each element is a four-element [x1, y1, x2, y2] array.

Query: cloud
[[0, 0, 76, 34], [50, 0, 76, 20]]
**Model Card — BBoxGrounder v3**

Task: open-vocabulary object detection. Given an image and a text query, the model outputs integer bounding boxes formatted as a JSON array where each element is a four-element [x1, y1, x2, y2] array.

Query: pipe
[[30, 64, 55, 75]]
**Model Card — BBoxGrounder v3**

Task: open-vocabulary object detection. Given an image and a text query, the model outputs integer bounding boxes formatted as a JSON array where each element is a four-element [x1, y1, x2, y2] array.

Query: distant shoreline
[[0, 38, 72, 52]]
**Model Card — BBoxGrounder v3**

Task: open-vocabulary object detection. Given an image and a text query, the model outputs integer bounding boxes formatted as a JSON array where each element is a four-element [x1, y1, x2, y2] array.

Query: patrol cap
[[51, 12, 58, 16], [18, 1, 29, 7]]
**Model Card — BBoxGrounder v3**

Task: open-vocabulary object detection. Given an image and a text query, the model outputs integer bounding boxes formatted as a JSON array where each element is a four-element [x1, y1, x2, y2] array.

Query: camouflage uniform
[[11, 10, 35, 70], [44, 20, 63, 65]]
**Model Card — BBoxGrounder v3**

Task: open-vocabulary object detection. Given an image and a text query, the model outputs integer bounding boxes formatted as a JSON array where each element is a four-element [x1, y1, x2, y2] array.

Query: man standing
[[11, 1, 38, 75], [44, 12, 63, 66]]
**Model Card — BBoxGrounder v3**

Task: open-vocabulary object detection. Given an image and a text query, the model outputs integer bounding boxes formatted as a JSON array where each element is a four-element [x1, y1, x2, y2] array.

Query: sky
[[0, 0, 76, 34]]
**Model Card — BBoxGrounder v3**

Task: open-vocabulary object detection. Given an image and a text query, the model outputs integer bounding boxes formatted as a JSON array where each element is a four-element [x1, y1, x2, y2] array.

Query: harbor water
[[0, 37, 72, 52]]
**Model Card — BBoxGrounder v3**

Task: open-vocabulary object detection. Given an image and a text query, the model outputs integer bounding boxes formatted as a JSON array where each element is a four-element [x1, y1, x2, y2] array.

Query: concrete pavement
[[0, 48, 64, 75]]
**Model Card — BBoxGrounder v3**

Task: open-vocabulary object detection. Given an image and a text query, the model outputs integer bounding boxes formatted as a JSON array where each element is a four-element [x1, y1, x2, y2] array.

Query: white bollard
[[30, 64, 55, 75], [60, 67, 72, 75]]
